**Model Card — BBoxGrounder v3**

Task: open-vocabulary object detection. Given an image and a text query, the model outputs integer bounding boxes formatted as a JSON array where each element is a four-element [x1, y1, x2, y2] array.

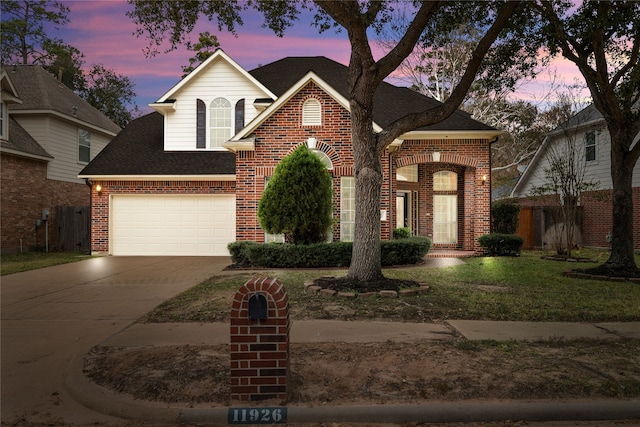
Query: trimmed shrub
[[258, 145, 333, 244], [246, 241, 352, 268], [381, 237, 432, 265], [227, 237, 432, 268], [393, 227, 411, 239], [492, 199, 521, 234], [228, 241, 259, 266], [478, 233, 524, 256]]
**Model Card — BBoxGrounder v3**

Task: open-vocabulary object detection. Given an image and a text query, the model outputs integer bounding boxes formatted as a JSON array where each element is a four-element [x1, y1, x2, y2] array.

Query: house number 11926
[[228, 407, 287, 424]]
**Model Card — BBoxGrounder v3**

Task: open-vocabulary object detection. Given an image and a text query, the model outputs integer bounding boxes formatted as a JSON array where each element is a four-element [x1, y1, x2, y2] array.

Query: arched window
[[311, 149, 333, 170], [302, 98, 321, 126], [210, 97, 231, 147], [433, 171, 457, 191]]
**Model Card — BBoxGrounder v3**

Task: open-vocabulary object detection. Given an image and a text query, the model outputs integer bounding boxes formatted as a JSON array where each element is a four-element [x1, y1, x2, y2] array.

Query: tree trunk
[[604, 124, 638, 272], [345, 50, 386, 283], [347, 107, 385, 282]]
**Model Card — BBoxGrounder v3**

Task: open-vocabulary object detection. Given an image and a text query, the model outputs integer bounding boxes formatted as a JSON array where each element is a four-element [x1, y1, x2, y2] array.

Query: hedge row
[[478, 233, 524, 256], [228, 237, 432, 268]]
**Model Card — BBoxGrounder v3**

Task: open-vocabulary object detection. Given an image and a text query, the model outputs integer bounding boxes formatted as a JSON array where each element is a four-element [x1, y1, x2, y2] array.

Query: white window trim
[[210, 97, 232, 148], [340, 176, 355, 241]]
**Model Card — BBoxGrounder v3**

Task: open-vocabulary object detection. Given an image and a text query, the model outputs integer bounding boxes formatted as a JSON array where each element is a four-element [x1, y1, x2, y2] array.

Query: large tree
[[534, 0, 639, 276], [2, 0, 137, 127], [128, 0, 535, 283], [0, 0, 69, 65]]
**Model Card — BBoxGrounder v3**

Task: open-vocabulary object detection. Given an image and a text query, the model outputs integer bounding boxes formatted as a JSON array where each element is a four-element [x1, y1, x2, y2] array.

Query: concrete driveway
[[1, 256, 229, 426]]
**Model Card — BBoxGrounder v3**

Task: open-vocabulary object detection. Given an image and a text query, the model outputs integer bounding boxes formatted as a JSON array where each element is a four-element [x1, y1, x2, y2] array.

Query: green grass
[[143, 249, 640, 324], [0, 251, 93, 276]]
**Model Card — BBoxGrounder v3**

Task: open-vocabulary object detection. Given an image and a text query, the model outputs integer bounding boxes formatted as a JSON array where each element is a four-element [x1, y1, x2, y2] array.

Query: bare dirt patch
[[84, 338, 640, 406]]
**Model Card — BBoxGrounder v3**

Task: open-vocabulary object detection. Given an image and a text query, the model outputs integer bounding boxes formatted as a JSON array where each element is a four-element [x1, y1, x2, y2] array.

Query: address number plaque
[[228, 407, 287, 424]]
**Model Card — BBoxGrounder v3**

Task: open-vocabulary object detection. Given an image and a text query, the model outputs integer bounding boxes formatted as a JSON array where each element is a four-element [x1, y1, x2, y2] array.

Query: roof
[[249, 56, 495, 132], [83, 55, 497, 178], [1, 65, 121, 134], [1, 117, 52, 160], [79, 112, 235, 177]]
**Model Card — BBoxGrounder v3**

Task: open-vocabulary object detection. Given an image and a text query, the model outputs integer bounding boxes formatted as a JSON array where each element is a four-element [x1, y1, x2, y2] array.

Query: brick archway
[[394, 152, 480, 169]]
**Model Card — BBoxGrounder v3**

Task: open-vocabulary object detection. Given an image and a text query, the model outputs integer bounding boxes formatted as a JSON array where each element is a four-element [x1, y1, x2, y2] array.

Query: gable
[[151, 50, 276, 152], [2, 65, 120, 135], [249, 56, 497, 134]]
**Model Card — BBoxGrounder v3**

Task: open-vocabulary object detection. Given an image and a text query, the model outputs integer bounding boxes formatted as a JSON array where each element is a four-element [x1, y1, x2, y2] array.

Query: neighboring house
[[79, 50, 500, 256], [511, 104, 640, 251], [0, 65, 121, 253]]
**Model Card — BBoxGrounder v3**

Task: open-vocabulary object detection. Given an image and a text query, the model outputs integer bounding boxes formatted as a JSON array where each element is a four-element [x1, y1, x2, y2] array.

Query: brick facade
[[234, 82, 492, 252], [87, 82, 493, 255], [89, 180, 236, 254], [1, 153, 90, 253], [517, 188, 640, 251], [230, 277, 289, 403]]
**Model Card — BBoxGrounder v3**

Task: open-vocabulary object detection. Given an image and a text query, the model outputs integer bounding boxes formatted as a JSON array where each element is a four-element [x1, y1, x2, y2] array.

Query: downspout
[[488, 136, 499, 234], [85, 178, 93, 254]]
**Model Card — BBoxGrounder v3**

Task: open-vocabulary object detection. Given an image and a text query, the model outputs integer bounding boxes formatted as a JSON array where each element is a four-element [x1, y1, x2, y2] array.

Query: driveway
[[1, 256, 229, 426]]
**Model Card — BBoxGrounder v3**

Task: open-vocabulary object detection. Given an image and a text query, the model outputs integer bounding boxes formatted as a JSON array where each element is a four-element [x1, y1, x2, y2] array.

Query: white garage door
[[111, 195, 235, 256]]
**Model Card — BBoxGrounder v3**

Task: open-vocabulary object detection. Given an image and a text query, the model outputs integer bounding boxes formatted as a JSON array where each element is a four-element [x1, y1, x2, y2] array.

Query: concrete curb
[[66, 353, 640, 425]]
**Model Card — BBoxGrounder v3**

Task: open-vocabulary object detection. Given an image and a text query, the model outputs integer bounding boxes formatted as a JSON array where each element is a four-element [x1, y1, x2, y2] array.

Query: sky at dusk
[[47, 1, 586, 115]]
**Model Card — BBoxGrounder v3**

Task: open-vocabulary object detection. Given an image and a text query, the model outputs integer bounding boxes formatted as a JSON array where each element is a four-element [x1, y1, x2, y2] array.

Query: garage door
[[111, 195, 235, 256]]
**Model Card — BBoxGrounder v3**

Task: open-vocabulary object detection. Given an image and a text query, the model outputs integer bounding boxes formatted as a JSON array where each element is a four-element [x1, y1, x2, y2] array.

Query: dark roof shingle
[[79, 112, 235, 176], [1, 65, 121, 134], [249, 56, 495, 131], [1, 117, 52, 159]]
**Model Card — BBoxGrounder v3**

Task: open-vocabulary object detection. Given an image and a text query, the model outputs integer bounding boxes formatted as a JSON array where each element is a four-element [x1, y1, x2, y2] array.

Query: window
[[0, 101, 6, 139], [78, 129, 91, 163], [340, 177, 355, 241], [433, 171, 458, 244], [210, 97, 231, 147], [433, 170, 457, 191], [263, 177, 284, 243], [311, 149, 333, 170], [302, 98, 321, 126], [396, 165, 418, 182], [585, 131, 596, 162], [433, 195, 457, 243], [196, 99, 206, 148]]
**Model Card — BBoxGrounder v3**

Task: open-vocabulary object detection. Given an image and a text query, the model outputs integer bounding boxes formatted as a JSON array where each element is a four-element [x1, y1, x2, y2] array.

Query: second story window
[[78, 129, 91, 163], [0, 101, 6, 140], [210, 97, 231, 147], [302, 98, 321, 126], [585, 131, 596, 162]]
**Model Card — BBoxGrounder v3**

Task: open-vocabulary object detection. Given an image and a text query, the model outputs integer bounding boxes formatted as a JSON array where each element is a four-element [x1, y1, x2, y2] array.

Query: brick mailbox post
[[230, 277, 290, 402]]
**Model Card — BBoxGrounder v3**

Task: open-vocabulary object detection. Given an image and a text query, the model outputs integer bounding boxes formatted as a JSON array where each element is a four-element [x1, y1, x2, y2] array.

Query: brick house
[[511, 104, 640, 251], [0, 66, 120, 253], [80, 50, 499, 256]]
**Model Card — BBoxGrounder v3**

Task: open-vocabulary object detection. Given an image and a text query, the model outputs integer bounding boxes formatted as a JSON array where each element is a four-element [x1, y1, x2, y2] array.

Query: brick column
[[230, 277, 289, 403]]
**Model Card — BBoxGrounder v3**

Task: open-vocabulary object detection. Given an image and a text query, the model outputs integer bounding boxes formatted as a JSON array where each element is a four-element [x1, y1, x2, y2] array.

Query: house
[[79, 50, 499, 256], [0, 65, 121, 253], [511, 104, 640, 251]]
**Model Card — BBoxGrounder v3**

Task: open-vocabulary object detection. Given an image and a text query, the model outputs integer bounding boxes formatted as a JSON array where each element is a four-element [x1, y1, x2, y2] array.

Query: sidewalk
[[100, 319, 640, 347], [66, 319, 640, 426]]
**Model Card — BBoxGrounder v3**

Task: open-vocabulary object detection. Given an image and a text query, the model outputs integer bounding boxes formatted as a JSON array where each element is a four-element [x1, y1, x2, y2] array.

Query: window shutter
[[196, 99, 206, 149], [235, 99, 245, 134]]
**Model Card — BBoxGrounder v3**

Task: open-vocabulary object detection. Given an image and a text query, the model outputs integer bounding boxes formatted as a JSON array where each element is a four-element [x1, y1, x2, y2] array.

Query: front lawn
[[142, 249, 640, 323], [0, 252, 93, 276]]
